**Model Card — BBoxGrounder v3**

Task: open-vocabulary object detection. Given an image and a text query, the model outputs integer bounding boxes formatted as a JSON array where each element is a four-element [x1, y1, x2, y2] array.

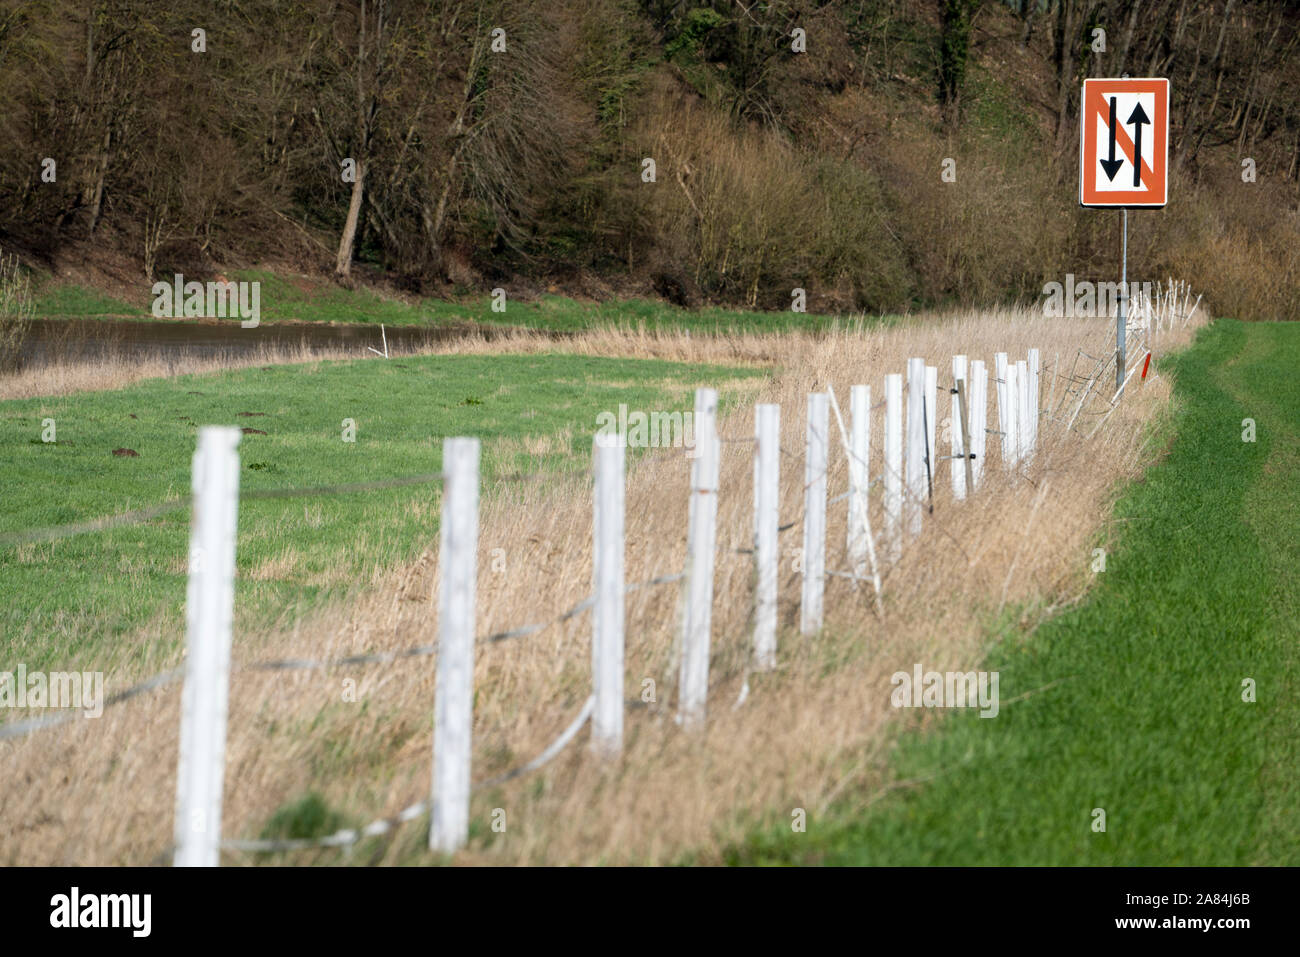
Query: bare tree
[[328, 0, 405, 279]]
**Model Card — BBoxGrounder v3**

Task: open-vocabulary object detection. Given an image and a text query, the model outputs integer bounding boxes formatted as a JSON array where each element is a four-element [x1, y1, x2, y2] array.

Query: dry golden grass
[[0, 341, 352, 401], [0, 306, 1200, 865]]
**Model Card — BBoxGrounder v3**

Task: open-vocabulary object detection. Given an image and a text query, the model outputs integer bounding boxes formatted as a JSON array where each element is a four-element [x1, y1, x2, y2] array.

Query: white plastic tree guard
[[431, 437, 480, 854], [679, 388, 719, 730], [174, 426, 242, 868], [800, 392, 829, 636]]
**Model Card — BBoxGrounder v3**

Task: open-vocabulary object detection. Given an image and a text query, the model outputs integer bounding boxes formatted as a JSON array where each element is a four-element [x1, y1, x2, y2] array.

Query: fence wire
[[0, 462, 577, 551], [5, 353, 1140, 856], [4, 364, 1061, 739], [0, 667, 185, 741], [221, 694, 596, 855], [0, 570, 686, 739], [0, 470, 450, 549]]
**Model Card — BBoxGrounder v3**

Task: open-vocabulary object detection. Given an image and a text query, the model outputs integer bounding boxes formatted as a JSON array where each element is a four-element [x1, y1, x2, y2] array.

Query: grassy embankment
[[730, 318, 1300, 865], [31, 270, 898, 334], [0, 352, 763, 675]]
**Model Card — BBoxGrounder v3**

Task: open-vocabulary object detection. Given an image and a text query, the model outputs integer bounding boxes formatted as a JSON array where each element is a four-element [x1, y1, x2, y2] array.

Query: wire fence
[[1, 340, 1139, 861]]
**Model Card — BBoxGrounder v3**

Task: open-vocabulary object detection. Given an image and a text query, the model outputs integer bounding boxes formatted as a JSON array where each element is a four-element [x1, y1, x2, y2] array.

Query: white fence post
[[801, 392, 829, 636], [969, 359, 988, 491], [1004, 361, 1021, 470], [951, 355, 968, 500], [1016, 358, 1032, 464], [174, 426, 241, 868], [828, 385, 885, 617], [679, 388, 719, 729], [848, 385, 870, 578], [431, 437, 480, 854], [994, 352, 1009, 468], [591, 432, 625, 756], [1028, 348, 1041, 458], [905, 358, 926, 538], [884, 373, 903, 561], [753, 403, 780, 671]]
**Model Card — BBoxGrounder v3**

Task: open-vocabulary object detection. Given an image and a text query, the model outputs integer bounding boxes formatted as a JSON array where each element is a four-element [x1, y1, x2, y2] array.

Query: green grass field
[[0, 353, 761, 675], [32, 284, 142, 318], [31, 272, 897, 334], [730, 318, 1300, 866]]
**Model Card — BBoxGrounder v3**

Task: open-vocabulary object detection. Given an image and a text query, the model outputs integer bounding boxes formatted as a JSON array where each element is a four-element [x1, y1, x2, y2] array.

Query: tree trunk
[[87, 125, 111, 235], [1115, 0, 1143, 77], [335, 0, 381, 279], [1019, 0, 1037, 50], [420, 33, 485, 278], [1052, 1, 1079, 150], [336, 158, 366, 278], [938, 0, 977, 127]]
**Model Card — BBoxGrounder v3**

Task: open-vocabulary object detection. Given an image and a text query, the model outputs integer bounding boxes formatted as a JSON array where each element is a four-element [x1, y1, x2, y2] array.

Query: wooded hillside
[[1, 1, 1297, 318]]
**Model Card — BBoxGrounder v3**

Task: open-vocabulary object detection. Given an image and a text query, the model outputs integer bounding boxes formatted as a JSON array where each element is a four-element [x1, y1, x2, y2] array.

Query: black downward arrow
[[1100, 96, 1123, 181], [1127, 101, 1150, 187]]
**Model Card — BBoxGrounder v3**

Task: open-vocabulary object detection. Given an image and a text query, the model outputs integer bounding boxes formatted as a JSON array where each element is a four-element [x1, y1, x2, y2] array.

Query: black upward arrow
[[1100, 96, 1123, 181], [1127, 101, 1150, 187]]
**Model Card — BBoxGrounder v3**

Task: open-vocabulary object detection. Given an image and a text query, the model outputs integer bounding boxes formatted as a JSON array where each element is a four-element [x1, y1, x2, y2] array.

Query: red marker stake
[[1141, 352, 1152, 380]]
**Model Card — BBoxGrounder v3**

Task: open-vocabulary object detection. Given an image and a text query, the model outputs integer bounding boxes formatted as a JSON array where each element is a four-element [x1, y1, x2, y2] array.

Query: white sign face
[[1079, 78, 1169, 208]]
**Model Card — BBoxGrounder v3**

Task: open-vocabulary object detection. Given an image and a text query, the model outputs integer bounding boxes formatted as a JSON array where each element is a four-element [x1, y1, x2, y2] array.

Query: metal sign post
[[1117, 208, 1127, 395], [1079, 77, 1168, 400]]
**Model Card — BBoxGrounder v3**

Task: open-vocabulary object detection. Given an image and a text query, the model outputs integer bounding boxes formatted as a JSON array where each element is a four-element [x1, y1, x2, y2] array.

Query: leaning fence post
[[801, 392, 829, 636], [924, 365, 937, 503], [431, 437, 480, 854], [679, 388, 718, 729], [828, 385, 885, 618], [174, 426, 241, 868], [969, 359, 988, 491], [753, 403, 779, 671], [951, 355, 968, 500], [905, 358, 926, 538], [847, 385, 870, 577], [591, 432, 625, 755], [884, 373, 903, 561]]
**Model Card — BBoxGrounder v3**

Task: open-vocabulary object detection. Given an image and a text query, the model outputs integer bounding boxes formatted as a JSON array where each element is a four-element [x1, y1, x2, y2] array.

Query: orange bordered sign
[[1079, 77, 1169, 208]]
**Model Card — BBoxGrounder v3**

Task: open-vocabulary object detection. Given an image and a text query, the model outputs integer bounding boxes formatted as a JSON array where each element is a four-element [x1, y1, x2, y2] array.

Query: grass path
[[732, 319, 1300, 865]]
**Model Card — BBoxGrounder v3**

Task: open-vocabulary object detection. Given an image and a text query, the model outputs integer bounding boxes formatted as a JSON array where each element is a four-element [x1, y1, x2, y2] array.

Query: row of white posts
[[171, 349, 1041, 863]]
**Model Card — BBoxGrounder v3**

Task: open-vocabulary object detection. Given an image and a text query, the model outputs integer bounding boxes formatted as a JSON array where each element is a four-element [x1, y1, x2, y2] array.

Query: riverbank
[[31, 271, 899, 335]]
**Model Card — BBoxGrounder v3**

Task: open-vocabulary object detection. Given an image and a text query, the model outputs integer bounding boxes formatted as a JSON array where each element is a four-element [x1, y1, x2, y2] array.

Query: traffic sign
[[1079, 77, 1169, 208]]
